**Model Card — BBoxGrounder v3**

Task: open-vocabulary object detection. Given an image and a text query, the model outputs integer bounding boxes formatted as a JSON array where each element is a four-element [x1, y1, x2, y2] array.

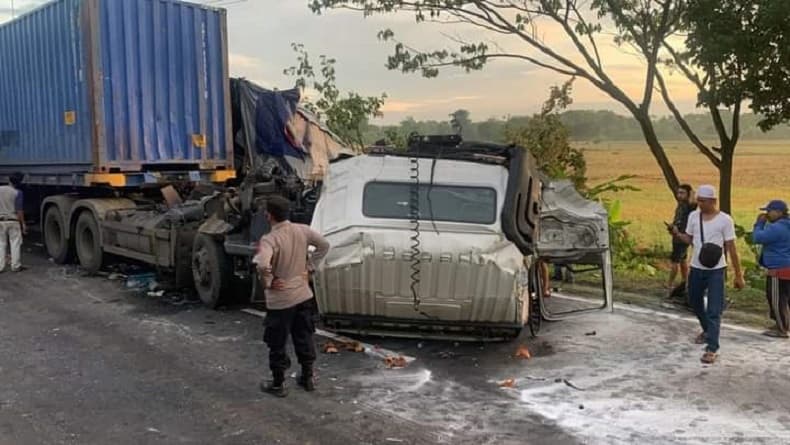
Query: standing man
[[752, 200, 790, 338], [254, 196, 330, 397], [0, 172, 27, 272], [672, 185, 745, 364], [666, 184, 695, 292]]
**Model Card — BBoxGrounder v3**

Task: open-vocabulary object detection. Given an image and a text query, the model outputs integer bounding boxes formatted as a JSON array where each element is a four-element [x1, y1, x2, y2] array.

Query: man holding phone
[[752, 200, 790, 338], [672, 185, 745, 364], [666, 184, 695, 292]]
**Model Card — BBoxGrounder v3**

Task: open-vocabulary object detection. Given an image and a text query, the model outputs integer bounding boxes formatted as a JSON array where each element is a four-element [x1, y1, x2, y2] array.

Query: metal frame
[[539, 249, 614, 321], [321, 313, 523, 341]]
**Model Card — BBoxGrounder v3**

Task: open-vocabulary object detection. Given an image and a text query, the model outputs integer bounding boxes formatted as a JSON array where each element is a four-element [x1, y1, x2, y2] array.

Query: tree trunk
[[634, 113, 680, 194], [719, 147, 734, 215]]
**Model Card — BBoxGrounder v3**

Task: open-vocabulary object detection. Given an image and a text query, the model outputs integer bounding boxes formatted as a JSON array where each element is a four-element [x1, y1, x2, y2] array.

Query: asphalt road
[[2, 247, 790, 444]]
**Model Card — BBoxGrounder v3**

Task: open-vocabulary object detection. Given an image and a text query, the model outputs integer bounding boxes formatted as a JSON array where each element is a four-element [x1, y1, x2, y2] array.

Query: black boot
[[297, 366, 315, 392], [260, 372, 288, 398]]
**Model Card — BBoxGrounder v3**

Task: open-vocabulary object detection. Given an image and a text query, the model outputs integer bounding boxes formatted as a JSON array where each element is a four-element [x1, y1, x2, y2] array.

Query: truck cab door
[[536, 180, 614, 320], [501, 147, 542, 256]]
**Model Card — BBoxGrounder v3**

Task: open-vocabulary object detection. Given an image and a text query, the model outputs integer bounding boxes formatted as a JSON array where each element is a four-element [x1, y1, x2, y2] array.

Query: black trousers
[[767, 276, 790, 333], [263, 298, 318, 377]]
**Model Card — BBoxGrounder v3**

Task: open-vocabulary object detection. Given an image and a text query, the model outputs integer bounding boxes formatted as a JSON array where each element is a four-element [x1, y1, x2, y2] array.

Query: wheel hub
[[194, 248, 211, 285]]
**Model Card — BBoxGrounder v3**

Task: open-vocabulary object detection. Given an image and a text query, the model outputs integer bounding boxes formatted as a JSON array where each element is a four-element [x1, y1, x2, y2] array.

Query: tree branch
[[640, 0, 674, 112], [662, 42, 706, 91], [655, 69, 722, 168], [731, 99, 742, 144], [569, 1, 603, 69], [429, 53, 583, 77]]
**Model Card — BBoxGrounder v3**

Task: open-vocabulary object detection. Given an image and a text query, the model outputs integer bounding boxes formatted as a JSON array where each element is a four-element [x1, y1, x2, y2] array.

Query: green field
[[579, 140, 789, 324], [583, 140, 790, 246]]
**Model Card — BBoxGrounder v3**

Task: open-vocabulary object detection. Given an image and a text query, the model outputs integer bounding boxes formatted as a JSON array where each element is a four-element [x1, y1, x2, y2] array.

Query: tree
[[505, 79, 587, 189], [679, 0, 790, 211], [309, 0, 790, 213], [449, 109, 472, 135], [284, 43, 386, 150]]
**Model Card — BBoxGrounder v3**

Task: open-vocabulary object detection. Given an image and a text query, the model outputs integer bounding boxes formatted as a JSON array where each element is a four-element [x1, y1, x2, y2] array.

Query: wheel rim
[[193, 246, 212, 291], [77, 224, 95, 264], [45, 213, 63, 255]]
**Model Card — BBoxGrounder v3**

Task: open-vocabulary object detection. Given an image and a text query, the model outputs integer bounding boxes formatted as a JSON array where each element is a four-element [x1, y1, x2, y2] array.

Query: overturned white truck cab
[[311, 136, 611, 340]]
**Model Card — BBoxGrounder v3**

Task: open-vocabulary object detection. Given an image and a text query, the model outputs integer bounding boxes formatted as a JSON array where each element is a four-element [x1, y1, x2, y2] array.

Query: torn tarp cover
[[230, 78, 352, 181], [231, 78, 304, 160]]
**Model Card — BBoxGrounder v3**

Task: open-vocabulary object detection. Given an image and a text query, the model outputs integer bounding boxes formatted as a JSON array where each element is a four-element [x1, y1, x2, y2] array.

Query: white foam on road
[[241, 308, 415, 363]]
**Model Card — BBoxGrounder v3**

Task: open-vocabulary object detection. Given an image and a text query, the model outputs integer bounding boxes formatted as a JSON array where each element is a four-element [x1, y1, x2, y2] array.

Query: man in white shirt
[[672, 184, 744, 364], [0, 172, 27, 272]]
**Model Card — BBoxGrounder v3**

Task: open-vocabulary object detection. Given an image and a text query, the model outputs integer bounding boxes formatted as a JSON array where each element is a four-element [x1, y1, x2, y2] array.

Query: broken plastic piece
[[514, 344, 532, 359], [322, 339, 364, 354], [383, 355, 408, 369], [323, 342, 340, 354], [498, 378, 516, 388]]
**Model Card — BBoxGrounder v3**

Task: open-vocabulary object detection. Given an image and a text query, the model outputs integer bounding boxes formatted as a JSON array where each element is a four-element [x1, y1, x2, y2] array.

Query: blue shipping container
[[0, 0, 232, 180]]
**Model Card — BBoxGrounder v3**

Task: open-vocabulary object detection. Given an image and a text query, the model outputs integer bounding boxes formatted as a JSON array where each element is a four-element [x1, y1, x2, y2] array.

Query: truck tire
[[75, 212, 103, 274], [43, 206, 72, 264], [192, 234, 231, 308]]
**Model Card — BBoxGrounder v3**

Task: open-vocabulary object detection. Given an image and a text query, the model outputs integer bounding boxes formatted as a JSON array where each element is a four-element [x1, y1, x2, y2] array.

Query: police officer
[[254, 196, 330, 397]]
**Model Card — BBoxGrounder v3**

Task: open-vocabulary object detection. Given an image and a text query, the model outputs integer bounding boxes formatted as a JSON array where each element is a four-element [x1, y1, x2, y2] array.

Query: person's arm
[[252, 239, 275, 288], [672, 213, 694, 245], [15, 190, 26, 235], [306, 228, 330, 272], [724, 218, 745, 289], [672, 205, 684, 228], [752, 216, 779, 245]]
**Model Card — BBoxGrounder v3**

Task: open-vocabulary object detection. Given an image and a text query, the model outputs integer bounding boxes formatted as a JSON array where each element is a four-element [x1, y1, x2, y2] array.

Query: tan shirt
[[253, 221, 330, 310]]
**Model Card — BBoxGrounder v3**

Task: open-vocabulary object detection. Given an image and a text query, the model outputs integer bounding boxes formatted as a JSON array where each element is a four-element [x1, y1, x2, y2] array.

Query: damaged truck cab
[[310, 136, 542, 340]]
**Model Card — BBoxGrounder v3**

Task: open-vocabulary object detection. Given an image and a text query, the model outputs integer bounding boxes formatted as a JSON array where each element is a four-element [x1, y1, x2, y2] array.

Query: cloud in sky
[[1, 0, 703, 124]]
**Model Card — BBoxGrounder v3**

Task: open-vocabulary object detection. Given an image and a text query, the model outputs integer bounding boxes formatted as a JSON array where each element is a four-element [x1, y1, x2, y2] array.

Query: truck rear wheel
[[75, 212, 103, 274], [43, 206, 72, 264], [192, 234, 231, 308]]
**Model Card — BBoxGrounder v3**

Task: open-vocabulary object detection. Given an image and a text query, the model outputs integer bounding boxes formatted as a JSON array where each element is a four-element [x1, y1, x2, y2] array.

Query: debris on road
[[383, 355, 408, 369], [323, 339, 365, 354], [563, 379, 587, 391], [498, 378, 516, 388], [522, 375, 547, 381], [514, 344, 532, 359], [585, 331, 597, 336], [323, 342, 340, 354], [125, 272, 158, 290]]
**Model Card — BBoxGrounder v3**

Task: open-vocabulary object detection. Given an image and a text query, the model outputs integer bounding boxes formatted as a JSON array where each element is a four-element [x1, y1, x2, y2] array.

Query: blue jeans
[[688, 267, 726, 353]]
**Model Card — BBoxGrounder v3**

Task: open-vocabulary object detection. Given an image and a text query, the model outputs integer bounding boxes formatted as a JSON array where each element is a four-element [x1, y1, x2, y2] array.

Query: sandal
[[694, 332, 706, 344], [700, 351, 717, 364]]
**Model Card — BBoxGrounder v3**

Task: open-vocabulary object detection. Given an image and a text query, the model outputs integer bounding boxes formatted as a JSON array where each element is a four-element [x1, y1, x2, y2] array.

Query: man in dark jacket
[[667, 184, 695, 292], [752, 199, 790, 338]]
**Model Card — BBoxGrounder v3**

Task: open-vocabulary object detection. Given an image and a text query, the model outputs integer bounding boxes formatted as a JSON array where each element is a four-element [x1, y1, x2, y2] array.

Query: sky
[[0, 0, 702, 124]]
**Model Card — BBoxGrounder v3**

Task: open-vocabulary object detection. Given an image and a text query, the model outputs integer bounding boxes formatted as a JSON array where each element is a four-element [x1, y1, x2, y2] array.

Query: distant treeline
[[362, 110, 790, 144]]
